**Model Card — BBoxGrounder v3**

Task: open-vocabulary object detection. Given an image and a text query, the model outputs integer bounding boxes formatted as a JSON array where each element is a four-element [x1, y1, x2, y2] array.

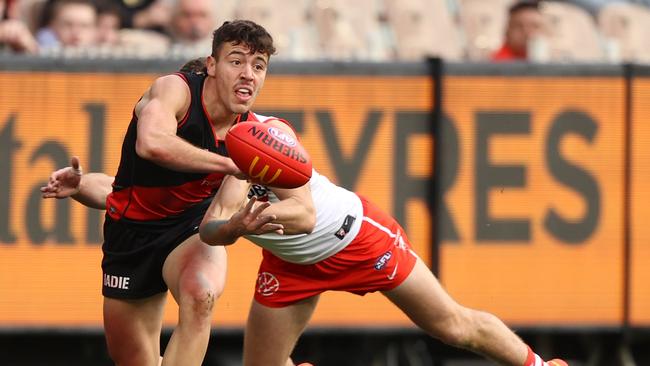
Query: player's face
[[209, 42, 269, 115]]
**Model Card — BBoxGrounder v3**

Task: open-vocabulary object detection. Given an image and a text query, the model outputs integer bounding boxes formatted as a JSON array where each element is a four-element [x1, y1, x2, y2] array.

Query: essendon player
[[41, 20, 283, 366]]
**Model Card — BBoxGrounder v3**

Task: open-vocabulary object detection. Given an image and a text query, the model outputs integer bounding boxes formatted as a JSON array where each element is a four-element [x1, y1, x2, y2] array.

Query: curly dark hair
[[211, 20, 276, 59], [179, 57, 207, 74]]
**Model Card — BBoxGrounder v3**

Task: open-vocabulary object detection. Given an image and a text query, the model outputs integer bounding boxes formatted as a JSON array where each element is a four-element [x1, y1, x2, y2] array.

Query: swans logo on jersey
[[268, 127, 296, 147], [374, 251, 393, 270], [256, 272, 280, 296]]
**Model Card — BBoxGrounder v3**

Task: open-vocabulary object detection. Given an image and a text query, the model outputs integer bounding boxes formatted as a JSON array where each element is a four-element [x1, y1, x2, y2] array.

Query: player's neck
[[202, 77, 238, 132]]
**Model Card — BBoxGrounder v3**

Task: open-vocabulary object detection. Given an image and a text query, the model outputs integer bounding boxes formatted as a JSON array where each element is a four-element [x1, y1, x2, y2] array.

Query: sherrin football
[[225, 121, 312, 188]]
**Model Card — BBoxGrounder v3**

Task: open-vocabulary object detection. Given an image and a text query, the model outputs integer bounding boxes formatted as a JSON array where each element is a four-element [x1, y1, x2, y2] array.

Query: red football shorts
[[254, 195, 418, 308]]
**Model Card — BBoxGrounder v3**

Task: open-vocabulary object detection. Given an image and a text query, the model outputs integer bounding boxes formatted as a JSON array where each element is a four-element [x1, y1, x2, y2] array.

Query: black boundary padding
[[428, 57, 443, 278]]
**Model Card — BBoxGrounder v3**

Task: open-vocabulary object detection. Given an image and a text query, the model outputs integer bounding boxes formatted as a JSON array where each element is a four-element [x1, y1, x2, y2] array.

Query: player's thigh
[[162, 233, 228, 304], [103, 293, 167, 364], [244, 296, 319, 366], [382, 258, 464, 332]]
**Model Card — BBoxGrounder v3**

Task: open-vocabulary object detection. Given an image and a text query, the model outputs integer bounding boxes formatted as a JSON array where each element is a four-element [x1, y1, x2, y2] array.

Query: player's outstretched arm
[[200, 176, 284, 246], [40, 156, 113, 210]]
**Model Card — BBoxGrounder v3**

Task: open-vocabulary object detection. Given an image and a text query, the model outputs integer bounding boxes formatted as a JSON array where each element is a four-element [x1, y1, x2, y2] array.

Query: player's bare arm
[[264, 184, 316, 235], [200, 175, 284, 246], [135, 75, 241, 175], [40, 156, 113, 209]]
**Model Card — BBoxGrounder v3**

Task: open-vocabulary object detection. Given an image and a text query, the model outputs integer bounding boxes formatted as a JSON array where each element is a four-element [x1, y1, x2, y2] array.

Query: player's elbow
[[135, 138, 167, 161]]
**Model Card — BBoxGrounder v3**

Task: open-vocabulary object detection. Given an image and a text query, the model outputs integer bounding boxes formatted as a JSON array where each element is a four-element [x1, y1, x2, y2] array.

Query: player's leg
[[243, 296, 320, 366], [383, 257, 529, 365], [103, 292, 167, 366], [161, 234, 228, 366]]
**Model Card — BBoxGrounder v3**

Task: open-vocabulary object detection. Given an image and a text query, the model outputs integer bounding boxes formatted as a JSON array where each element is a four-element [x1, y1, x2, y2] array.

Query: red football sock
[[524, 346, 544, 366]]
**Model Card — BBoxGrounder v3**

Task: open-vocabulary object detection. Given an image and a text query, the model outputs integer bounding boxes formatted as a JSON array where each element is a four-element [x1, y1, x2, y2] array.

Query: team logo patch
[[256, 272, 280, 296], [374, 251, 393, 270]]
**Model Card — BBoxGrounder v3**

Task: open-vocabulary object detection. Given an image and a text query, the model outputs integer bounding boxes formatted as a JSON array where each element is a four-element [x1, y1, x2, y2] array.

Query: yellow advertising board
[[0, 71, 433, 328], [0, 69, 639, 329], [440, 76, 626, 326], [630, 77, 650, 327]]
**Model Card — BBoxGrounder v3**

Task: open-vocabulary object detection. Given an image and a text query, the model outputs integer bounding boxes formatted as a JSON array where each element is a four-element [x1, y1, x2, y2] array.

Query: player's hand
[[232, 170, 248, 180], [40, 156, 83, 199], [229, 196, 284, 236]]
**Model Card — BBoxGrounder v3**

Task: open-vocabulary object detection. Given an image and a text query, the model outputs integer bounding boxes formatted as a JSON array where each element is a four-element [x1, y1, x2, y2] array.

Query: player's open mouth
[[235, 87, 253, 102]]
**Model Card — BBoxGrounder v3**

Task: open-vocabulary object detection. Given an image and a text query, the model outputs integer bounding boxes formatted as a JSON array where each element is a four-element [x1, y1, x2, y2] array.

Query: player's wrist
[[69, 174, 84, 198], [226, 220, 245, 241]]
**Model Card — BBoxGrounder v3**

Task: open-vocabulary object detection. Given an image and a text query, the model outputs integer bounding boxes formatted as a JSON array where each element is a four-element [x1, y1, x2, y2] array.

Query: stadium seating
[[456, 0, 514, 61], [384, 0, 463, 61], [234, 0, 311, 60], [305, 0, 390, 60], [598, 2, 650, 63], [540, 1, 605, 62], [6, 0, 650, 63]]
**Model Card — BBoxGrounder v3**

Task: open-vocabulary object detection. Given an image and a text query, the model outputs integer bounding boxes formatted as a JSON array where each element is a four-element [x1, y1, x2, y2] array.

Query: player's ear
[[206, 56, 217, 77]]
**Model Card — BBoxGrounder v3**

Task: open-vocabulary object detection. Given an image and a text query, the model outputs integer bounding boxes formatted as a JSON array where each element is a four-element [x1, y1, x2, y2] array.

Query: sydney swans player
[[200, 121, 569, 366]]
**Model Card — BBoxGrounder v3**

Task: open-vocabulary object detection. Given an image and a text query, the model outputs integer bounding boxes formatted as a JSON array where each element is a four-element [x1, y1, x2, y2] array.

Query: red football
[[225, 121, 312, 188]]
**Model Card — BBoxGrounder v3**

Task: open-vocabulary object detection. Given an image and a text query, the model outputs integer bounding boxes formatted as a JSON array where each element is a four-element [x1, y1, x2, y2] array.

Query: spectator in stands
[[0, 0, 39, 53], [114, 0, 171, 34], [166, 0, 217, 57], [109, 0, 216, 59], [36, 0, 97, 50], [95, 0, 122, 46], [491, 0, 545, 61]]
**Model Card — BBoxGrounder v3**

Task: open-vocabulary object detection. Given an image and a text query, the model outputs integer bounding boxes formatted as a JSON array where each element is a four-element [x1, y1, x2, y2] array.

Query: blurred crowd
[[0, 0, 649, 63]]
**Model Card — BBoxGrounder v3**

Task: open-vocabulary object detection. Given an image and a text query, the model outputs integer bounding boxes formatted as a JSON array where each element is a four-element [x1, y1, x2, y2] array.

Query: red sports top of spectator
[[491, 0, 544, 61]]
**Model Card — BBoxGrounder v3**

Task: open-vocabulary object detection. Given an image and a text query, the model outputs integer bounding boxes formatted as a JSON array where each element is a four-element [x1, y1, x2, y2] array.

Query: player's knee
[[427, 307, 475, 349], [180, 284, 220, 324]]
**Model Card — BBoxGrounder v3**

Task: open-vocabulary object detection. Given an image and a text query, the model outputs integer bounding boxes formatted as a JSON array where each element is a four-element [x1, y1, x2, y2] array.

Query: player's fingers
[[255, 216, 281, 234], [244, 196, 257, 213], [255, 213, 276, 224], [70, 156, 82, 175], [258, 222, 283, 235], [251, 201, 271, 216]]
